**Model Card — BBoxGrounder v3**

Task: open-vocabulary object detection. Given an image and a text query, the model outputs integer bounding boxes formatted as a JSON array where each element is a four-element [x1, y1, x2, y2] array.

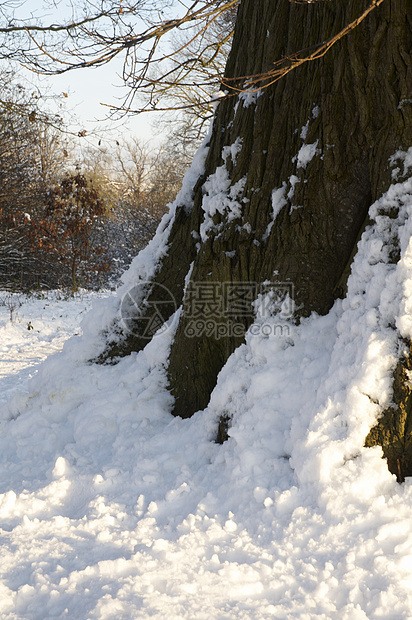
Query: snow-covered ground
[[0, 291, 406, 620], [0, 291, 101, 412], [1, 156, 412, 617]]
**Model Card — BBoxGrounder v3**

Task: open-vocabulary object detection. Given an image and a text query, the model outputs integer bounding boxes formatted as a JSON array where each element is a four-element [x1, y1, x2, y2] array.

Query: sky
[[11, 0, 173, 149], [32, 60, 160, 145]]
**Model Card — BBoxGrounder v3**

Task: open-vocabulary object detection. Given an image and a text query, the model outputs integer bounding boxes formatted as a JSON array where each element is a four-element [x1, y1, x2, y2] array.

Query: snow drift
[[1, 151, 412, 618]]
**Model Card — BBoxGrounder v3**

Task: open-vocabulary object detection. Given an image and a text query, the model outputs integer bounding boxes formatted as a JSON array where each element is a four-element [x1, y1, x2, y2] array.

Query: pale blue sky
[[39, 60, 157, 142], [13, 0, 170, 146]]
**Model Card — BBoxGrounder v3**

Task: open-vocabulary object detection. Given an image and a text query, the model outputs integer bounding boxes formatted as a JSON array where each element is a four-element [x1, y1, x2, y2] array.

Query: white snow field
[[1, 142, 412, 618]]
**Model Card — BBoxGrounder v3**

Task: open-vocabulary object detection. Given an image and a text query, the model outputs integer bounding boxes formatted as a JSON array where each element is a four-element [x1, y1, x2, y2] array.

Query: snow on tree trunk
[[102, 0, 412, 474]]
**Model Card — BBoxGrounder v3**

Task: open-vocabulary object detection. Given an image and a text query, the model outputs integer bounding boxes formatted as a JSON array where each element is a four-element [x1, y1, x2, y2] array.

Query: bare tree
[[4, 0, 411, 482]]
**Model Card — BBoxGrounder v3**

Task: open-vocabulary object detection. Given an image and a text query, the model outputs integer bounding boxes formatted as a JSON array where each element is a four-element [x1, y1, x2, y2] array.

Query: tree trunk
[[167, 0, 412, 418], [103, 0, 412, 470]]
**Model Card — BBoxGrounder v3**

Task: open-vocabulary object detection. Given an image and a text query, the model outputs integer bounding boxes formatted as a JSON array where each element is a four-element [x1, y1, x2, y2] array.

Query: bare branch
[[222, 0, 387, 94], [0, 0, 387, 135]]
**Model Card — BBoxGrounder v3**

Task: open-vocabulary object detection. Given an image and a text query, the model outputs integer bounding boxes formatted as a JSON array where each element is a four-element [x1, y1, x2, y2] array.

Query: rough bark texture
[[365, 342, 412, 482], [101, 0, 412, 462]]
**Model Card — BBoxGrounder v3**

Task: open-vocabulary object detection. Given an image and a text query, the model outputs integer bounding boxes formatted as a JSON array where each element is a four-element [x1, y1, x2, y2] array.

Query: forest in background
[[0, 0, 237, 292], [0, 71, 190, 291]]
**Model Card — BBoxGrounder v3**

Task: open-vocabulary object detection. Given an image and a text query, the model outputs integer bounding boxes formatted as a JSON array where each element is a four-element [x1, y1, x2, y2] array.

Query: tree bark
[[167, 0, 412, 418], [103, 0, 412, 461]]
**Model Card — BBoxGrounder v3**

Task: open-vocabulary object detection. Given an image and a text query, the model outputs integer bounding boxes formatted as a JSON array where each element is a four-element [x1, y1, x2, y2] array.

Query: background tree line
[[0, 0, 239, 292], [0, 72, 188, 291]]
